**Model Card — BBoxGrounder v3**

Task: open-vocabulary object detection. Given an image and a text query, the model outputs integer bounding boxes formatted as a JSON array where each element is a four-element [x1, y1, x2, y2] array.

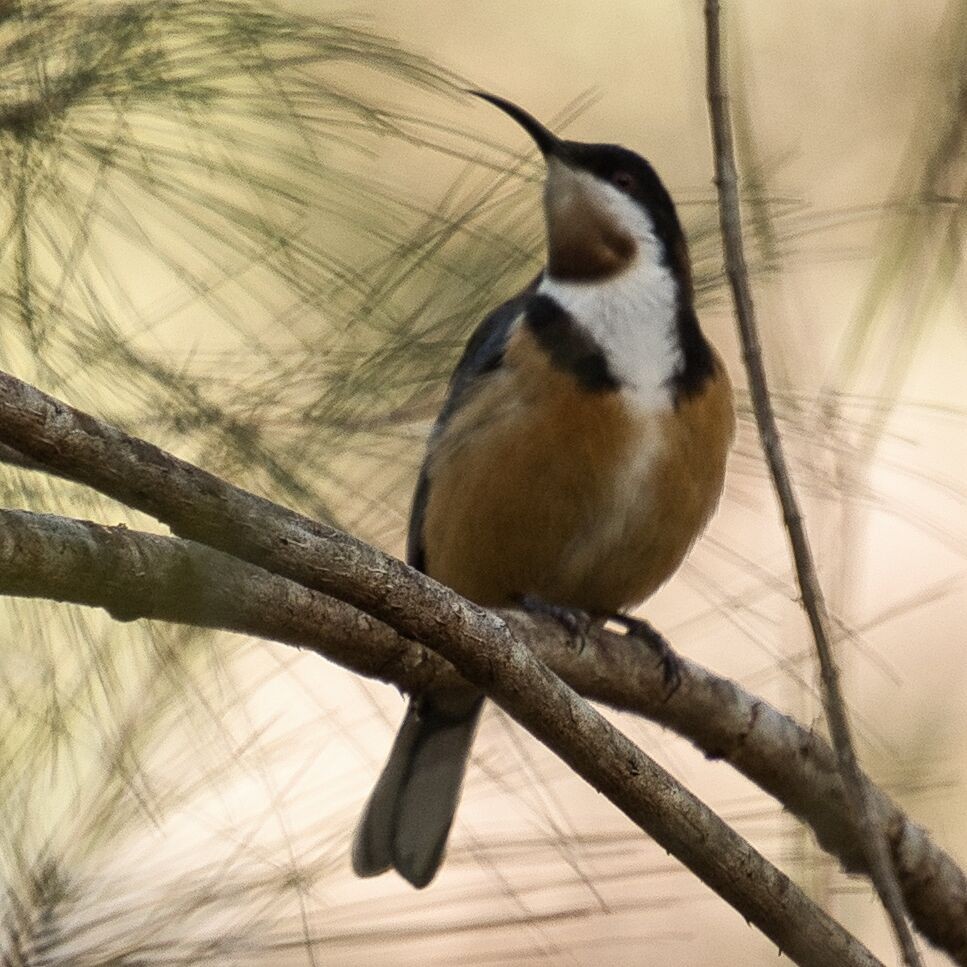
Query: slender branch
[[0, 378, 882, 967], [3, 506, 967, 963], [703, 3, 923, 965], [0, 441, 71, 479]]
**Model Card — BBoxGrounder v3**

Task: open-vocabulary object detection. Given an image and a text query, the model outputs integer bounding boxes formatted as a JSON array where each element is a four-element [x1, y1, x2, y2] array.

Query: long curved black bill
[[468, 90, 563, 157]]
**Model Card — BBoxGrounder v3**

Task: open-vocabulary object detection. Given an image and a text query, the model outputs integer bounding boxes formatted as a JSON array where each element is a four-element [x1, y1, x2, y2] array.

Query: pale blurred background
[[1, 1, 965, 964]]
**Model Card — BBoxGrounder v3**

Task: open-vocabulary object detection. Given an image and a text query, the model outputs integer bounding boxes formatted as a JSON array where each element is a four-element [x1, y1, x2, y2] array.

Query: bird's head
[[471, 91, 690, 289]]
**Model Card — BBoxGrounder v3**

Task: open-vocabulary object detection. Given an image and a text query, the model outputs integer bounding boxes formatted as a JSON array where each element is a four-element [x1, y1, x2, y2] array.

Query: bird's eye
[[611, 170, 636, 192]]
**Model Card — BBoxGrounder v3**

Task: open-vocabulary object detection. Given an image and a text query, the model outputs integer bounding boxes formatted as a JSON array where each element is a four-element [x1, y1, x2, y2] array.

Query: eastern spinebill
[[352, 92, 734, 888]]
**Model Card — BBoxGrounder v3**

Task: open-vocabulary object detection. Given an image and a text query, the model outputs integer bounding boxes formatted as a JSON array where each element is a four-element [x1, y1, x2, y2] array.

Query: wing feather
[[406, 277, 540, 570]]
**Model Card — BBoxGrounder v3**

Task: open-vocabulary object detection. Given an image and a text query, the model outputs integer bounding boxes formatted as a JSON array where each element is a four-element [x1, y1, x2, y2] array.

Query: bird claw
[[609, 615, 682, 699], [517, 595, 593, 652]]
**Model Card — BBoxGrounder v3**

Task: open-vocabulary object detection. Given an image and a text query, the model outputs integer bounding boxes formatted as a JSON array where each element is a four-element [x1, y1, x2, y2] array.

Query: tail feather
[[352, 695, 483, 888]]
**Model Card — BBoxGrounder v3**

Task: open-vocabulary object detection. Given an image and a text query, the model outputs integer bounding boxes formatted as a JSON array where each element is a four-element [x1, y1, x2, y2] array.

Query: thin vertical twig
[[702, 2, 924, 965]]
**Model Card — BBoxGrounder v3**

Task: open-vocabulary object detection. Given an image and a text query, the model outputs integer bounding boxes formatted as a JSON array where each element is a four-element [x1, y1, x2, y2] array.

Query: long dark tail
[[352, 694, 484, 888]]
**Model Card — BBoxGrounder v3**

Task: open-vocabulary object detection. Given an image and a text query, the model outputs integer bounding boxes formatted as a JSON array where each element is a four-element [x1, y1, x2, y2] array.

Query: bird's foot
[[517, 594, 594, 652], [608, 614, 682, 700]]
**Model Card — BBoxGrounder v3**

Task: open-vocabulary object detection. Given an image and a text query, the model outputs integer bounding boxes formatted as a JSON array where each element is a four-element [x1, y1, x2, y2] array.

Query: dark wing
[[406, 278, 540, 570]]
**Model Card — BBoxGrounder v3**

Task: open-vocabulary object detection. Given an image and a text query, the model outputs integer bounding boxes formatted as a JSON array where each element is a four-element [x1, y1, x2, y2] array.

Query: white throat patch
[[537, 252, 682, 411]]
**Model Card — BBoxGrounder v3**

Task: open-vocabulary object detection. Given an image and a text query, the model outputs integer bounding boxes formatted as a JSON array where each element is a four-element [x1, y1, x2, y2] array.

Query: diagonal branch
[[3, 506, 966, 962], [703, 2, 923, 964], [0, 377, 881, 967]]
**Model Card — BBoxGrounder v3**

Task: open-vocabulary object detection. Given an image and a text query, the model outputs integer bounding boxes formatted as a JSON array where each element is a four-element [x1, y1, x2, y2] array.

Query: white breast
[[537, 253, 682, 411]]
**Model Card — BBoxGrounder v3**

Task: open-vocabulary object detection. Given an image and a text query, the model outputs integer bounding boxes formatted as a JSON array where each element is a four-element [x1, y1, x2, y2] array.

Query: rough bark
[[2, 504, 965, 962], [0, 393, 886, 966]]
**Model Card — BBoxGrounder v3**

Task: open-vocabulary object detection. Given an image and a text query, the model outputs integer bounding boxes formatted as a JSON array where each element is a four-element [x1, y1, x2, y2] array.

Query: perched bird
[[352, 92, 734, 889]]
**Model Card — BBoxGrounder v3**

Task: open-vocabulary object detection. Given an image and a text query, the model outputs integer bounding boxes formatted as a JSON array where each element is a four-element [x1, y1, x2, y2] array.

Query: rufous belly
[[420, 327, 733, 612]]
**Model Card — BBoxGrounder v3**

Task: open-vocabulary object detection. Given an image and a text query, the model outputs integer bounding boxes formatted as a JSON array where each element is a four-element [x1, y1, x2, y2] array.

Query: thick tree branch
[[703, 2, 923, 964], [0, 379, 882, 967], [2, 507, 966, 962]]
